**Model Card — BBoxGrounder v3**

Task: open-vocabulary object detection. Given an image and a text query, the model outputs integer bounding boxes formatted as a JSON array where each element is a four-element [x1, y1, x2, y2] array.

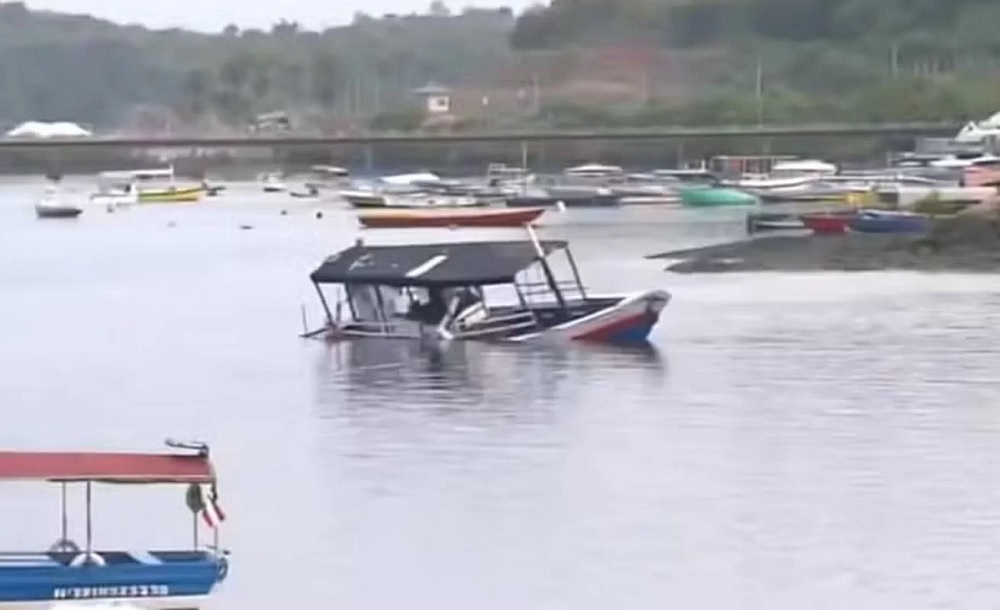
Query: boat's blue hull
[[849, 213, 929, 234], [506, 195, 620, 208], [0, 550, 226, 609]]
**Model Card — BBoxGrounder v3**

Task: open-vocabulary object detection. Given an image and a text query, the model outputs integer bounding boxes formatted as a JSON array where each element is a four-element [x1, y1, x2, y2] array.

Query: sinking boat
[[303, 226, 669, 344], [0, 439, 229, 610], [357, 207, 545, 229]]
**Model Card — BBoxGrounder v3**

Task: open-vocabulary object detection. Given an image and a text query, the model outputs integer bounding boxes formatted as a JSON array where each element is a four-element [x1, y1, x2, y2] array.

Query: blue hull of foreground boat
[[0, 550, 226, 609]]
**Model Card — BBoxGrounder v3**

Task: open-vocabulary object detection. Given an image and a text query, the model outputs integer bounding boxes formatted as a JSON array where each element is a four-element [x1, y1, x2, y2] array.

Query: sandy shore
[[649, 216, 1000, 273]]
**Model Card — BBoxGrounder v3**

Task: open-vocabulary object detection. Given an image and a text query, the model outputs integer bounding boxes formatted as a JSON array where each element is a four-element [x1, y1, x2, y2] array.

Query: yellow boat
[[137, 185, 203, 203]]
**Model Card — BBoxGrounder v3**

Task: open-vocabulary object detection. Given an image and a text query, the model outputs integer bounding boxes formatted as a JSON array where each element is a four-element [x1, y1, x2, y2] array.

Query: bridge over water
[[0, 122, 963, 150]]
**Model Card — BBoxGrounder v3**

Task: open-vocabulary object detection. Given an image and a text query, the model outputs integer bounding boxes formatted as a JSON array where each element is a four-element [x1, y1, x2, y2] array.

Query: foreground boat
[[0, 440, 229, 610], [35, 186, 82, 219], [357, 207, 545, 229], [303, 227, 669, 344]]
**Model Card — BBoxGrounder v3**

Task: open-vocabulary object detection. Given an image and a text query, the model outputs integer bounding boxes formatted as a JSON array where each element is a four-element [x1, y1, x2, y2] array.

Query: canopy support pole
[[563, 248, 587, 300], [313, 282, 334, 327], [192, 512, 199, 549], [60, 482, 68, 544], [525, 224, 566, 311], [84, 482, 93, 555]]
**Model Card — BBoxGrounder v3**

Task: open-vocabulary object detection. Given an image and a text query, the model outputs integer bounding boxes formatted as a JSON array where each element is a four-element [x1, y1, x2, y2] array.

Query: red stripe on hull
[[571, 311, 651, 342], [358, 208, 545, 228]]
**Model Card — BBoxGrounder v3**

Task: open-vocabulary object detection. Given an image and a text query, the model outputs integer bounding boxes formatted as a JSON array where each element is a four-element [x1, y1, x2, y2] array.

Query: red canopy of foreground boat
[[0, 449, 215, 483]]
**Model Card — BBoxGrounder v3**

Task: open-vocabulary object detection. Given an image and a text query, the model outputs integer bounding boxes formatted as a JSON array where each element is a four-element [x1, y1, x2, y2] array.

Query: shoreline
[[648, 216, 1000, 274]]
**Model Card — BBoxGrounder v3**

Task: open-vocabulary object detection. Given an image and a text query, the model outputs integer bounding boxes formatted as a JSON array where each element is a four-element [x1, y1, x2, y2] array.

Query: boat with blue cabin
[[0, 440, 229, 610], [304, 226, 669, 344]]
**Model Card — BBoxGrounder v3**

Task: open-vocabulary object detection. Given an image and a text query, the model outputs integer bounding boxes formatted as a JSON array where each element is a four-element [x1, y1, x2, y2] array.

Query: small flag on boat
[[186, 483, 226, 528], [199, 484, 226, 528]]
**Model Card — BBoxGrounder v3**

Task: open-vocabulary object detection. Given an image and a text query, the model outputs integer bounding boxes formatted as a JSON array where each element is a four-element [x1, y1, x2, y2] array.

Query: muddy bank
[[649, 216, 1000, 273]]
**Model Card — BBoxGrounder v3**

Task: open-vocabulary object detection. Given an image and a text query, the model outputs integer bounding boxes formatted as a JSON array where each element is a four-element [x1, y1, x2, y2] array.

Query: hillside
[[510, 0, 1000, 121], [0, 2, 515, 129]]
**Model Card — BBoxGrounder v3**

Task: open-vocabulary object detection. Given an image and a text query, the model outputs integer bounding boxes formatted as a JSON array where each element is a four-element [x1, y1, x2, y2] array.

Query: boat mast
[[525, 224, 567, 311]]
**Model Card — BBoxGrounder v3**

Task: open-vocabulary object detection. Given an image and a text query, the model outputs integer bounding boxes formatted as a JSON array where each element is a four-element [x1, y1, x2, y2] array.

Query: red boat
[[358, 207, 545, 229], [801, 212, 852, 235]]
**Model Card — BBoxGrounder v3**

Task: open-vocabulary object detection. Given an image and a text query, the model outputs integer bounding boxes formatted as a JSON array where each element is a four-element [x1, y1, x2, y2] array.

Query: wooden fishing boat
[[357, 207, 545, 228], [0, 440, 229, 610], [746, 211, 804, 233], [303, 226, 669, 345]]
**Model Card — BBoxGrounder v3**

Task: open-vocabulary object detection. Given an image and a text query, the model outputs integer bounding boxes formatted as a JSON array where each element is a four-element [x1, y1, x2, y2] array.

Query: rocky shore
[[649, 215, 1000, 273]]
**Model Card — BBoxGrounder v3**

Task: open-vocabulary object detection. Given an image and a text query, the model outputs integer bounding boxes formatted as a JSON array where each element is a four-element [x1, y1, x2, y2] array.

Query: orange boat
[[358, 207, 545, 229]]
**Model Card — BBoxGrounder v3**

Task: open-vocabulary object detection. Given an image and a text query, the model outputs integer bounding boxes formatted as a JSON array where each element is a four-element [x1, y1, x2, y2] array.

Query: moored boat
[[0, 439, 229, 610], [679, 186, 758, 207], [801, 212, 854, 235], [848, 210, 930, 234], [357, 207, 545, 228], [746, 211, 804, 233], [91, 168, 203, 205], [261, 172, 287, 193], [35, 186, 83, 219], [302, 226, 669, 344]]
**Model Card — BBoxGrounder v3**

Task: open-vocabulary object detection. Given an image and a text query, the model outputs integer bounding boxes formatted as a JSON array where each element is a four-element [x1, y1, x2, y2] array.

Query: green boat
[[679, 185, 758, 207]]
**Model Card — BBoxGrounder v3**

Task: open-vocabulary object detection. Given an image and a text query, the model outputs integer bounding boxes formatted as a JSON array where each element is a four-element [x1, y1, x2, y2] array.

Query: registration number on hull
[[53, 585, 171, 599]]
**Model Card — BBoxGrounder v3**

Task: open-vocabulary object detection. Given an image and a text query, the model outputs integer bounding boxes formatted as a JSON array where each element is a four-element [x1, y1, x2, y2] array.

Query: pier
[[0, 122, 964, 149]]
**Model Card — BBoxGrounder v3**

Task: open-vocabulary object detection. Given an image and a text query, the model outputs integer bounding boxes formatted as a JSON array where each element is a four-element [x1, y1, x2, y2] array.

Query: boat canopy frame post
[[371, 284, 391, 333], [525, 224, 567, 311], [85, 481, 93, 558], [312, 281, 335, 328], [562, 247, 587, 300], [60, 482, 68, 547]]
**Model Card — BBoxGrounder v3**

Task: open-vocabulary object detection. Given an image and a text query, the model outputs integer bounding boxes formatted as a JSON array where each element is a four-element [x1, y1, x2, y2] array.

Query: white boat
[[261, 172, 287, 193], [954, 111, 1000, 144], [35, 185, 83, 218], [341, 188, 479, 209], [91, 167, 202, 206]]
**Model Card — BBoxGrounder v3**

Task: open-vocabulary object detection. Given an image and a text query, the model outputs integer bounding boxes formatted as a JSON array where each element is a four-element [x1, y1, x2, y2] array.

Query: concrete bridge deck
[[0, 123, 963, 149]]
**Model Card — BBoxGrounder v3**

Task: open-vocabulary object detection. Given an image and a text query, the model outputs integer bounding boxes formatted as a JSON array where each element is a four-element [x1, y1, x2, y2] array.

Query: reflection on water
[[5, 180, 1000, 609]]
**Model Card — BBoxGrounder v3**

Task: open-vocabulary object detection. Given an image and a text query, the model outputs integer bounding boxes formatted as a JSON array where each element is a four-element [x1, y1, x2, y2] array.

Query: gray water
[[4, 177, 1000, 609]]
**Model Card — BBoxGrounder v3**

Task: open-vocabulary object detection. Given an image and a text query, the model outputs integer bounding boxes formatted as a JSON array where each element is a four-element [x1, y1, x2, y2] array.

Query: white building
[[413, 84, 452, 115], [5, 121, 92, 138]]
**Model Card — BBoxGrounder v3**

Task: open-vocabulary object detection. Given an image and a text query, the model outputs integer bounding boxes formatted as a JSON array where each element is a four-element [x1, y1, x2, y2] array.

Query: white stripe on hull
[[0, 595, 208, 610]]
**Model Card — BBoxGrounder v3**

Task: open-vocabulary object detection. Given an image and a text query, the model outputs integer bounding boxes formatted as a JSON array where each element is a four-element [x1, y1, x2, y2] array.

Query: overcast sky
[[25, 0, 538, 31]]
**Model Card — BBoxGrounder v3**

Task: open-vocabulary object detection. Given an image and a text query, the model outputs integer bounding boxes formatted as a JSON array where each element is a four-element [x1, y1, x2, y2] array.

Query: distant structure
[[413, 83, 452, 116], [5, 121, 92, 138]]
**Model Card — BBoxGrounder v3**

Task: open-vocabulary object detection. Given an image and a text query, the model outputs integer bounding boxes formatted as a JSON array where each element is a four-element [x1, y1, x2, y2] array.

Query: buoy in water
[[556, 200, 567, 212], [315, 210, 323, 219], [280, 209, 288, 216]]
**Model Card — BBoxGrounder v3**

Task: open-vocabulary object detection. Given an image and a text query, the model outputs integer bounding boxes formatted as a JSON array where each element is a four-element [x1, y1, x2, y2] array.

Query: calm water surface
[[3, 178, 1000, 608]]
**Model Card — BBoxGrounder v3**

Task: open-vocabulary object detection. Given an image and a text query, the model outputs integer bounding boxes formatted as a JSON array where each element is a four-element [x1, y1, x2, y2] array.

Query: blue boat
[[849, 210, 930, 234], [0, 440, 229, 610]]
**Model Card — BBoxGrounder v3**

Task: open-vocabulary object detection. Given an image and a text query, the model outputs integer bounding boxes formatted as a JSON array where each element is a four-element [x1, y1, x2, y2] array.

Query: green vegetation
[[0, 3, 514, 128], [511, 0, 1000, 126], [2, 0, 998, 131]]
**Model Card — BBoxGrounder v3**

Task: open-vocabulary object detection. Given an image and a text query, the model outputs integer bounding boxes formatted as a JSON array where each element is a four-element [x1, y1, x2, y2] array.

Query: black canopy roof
[[310, 239, 568, 287]]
